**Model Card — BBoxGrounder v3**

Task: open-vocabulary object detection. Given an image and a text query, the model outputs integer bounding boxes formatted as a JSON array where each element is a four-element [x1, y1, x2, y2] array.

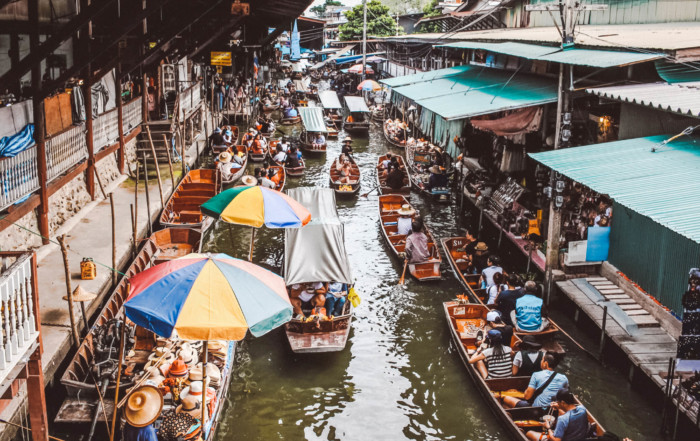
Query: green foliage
[[339, 0, 400, 41], [416, 0, 442, 33], [310, 0, 344, 17]]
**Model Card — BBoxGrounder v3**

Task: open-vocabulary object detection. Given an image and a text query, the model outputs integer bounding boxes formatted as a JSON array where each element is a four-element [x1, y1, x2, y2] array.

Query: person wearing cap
[[513, 335, 545, 377], [485, 310, 513, 348], [223, 126, 234, 145], [472, 242, 490, 273], [525, 388, 588, 441], [123, 385, 162, 441], [396, 204, 415, 236], [469, 329, 513, 379], [424, 165, 448, 192]]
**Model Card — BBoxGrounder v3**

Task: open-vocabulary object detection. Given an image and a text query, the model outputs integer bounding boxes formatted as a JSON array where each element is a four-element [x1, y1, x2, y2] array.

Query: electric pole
[[362, 0, 367, 81], [525, 0, 607, 300]]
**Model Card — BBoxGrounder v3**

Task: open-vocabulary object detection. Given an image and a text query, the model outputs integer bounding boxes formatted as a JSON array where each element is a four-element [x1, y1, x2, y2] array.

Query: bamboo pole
[[142, 153, 152, 236], [201, 340, 208, 432], [249, 227, 256, 261], [109, 193, 116, 286], [57, 235, 80, 349], [134, 163, 139, 245], [130, 204, 136, 259], [145, 126, 165, 208], [109, 321, 127, 441], [163, 134, 176, 189]]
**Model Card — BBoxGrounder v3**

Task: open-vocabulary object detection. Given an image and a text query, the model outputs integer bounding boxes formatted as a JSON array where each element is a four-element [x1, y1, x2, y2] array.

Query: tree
[[310, 0, 344, 18], [339, 0, 400, 41], [416, 0, 442, 34]]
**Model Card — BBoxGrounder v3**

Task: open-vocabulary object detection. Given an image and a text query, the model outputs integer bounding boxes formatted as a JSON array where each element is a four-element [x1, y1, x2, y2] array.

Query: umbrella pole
[[201, 340, 208, 432], [227, 224, 235, 248], [249, 227, 256, 261]]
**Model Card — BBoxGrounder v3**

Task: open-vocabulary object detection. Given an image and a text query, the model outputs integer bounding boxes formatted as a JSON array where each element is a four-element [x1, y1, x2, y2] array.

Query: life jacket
[[347, 115, 354, 122]]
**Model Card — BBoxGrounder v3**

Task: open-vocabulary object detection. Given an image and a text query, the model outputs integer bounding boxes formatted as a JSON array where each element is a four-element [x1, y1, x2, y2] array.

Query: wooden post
[[109, 193, 116, 286], [57, 235, 80, 348], [27, 249, 48, 441], [134, 163, 139, 245], [142, 73, 149, 123], [116, 68, 126, 174], [163, 134, 176, 189], [142, 153, 152, 236], [109, 322, 127, 441], [85, 68, 96, 200], [130, 203, 136, 258], [145, 126, 165, 208]]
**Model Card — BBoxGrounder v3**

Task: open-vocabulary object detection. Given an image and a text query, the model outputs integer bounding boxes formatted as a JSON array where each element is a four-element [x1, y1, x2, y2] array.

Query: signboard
[[211, 51, 232, 66]]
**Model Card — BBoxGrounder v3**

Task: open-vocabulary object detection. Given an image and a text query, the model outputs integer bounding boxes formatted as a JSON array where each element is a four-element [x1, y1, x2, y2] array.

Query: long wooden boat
[[212, 127, 240, 155], [220, 145, 248, 186], [271, 154, 305, 178], [269, 165, 286, 192], [383, 120, 406, 149], [376, 154, 412, 195], [407, 143, 451, 203], [300, 130, 327, 155], [441, 237, 564, 350], [57, 228, 202, 403], [280, 114, 301, 125], [343, 114, 370, 135], [378, 194, 441, 281], [262, 103, 280, 113], [247, 142, 269, 163], [443, 301, 605, 441], [160, 169, 218, 229], [329, 155, 361, 197]]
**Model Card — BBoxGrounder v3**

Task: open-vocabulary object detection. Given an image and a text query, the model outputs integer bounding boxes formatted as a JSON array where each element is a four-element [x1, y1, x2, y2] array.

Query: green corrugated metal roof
[[391, 66, 558, 120], [344, 96, 370, 113], [530, 135, 700, 244], [298, 107, 327, 133], [379, 65, 472, 88], [436, 41, 662, 68]]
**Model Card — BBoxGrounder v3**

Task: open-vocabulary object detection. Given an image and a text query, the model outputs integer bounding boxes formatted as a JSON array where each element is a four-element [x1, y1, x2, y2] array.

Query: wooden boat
[[300, 130, 327, 155], [284, 188, 354, 353], [58, 228, 202, 403], [220, 145, 248, 186], [443, 301, 605, 441], [269, 165, 286, 192], [378, 194, 442, 281], [343, 96, 370, 135], [329, 155, 361, 197], [247, 142, 269, 163], [160, 169, 218, 229], [271, 154, 305, 178], [371, 106, 385, 122], [262, 103, 280, 113], [376, 154, 412, 195], [279, 114, 301, 125], [383, 120, 407, 149], [406, 142, 451, 203]]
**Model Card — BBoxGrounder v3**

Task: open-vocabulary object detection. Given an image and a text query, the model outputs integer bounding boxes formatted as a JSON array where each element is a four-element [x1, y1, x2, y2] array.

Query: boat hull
[[285, 309, 353, 353], [160, 169, 219, 229]]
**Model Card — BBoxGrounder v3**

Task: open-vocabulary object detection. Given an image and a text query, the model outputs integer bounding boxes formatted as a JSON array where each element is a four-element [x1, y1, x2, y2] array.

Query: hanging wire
[[651, 125, 700, 152]]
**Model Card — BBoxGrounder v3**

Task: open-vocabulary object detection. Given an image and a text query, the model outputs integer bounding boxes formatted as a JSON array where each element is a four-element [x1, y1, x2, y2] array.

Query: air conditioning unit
[[231, 0, 250, 15]]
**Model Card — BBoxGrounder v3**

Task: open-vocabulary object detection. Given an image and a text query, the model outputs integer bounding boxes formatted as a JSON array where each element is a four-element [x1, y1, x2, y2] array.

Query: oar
[[361, 184, 379, 198], [399, 259, 408, 286]]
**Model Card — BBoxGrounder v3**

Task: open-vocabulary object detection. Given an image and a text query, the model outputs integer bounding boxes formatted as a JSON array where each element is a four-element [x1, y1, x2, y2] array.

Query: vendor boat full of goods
[[54, 229, 237, 439], [284, 188, 355, 353], [383, 119, 406, 149], [443, 300, 605, 441], [376, 154, 412, 195], [407, 142, 451, 203]]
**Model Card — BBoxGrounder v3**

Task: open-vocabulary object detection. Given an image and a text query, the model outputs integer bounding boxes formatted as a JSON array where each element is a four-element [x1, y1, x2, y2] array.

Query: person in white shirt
[[290, 282, 326, 319], [217, 152, 234, 180], [480, 255, 503, 289], [272, 146, 287, 164], [255, 168, 276, 189], [313, 133, 326, 148], [396, 204, 415, 236]]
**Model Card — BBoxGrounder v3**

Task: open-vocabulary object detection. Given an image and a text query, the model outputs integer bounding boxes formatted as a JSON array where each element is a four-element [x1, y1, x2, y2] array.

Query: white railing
[[0, 253, 39, 386], [178, 83, 202, 120], [383, 61, 423, 78], [93, 108, 120, 151], [46, 124, 88, 181], [0, 146, 40, 212], [123, 97, 142, 134]]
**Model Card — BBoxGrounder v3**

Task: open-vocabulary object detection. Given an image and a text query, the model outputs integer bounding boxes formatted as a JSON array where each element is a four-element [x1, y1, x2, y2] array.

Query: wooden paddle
[[360, 184, 379, 198], [399, 259, 408, 286]]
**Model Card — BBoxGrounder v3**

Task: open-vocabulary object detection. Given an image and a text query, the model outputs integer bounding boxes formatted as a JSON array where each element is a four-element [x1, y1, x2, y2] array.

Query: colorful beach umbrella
[[357, 79, 381, 91], [201, 186, 311, 260], [348, 64, 374, 75], [125, 253, 292, 341]]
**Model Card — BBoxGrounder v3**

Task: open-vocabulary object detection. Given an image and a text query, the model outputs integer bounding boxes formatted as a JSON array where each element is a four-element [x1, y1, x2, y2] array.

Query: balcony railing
[[93, 108, 120, 152], [123, 97, 142, 134], [46, 124, 89, 181], [0, 145, 40, 211], [178, 83, 202, 120], [0, 252, 40, 387]]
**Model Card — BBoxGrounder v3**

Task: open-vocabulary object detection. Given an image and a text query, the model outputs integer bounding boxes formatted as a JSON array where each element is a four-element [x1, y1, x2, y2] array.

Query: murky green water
[[202, 119, 666, 441]]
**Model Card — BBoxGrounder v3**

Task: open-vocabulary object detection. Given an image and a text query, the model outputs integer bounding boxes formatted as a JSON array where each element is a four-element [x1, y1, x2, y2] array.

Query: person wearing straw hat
[[123, 385, 162, 441], [341, 136, 353, 156], [396, 204, 415, 236], [217, 151, 234, 181], [424, 165, 448, 192], [240, 175, 258, 186]]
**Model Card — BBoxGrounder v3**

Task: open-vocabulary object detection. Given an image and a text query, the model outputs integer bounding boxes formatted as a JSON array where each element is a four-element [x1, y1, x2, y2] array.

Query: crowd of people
[[289, 281, 349, 323]]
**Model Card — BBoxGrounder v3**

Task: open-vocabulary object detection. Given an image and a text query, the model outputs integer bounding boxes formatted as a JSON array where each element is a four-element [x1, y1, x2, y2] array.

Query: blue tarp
[[0, 124, 35, 158], [291, 20, 301, 61]]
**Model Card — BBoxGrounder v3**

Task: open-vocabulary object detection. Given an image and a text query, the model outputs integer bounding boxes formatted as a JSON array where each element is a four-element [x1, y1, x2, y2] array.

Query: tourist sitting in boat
[[525, 388, 588, 441], [480, 255, 503, 289], [497, 278, 530, 327], [252, 134, 266, 154], [284, 106, 298, 118], [267, 118, 276, 134], [325, 282, 347, 317], [378, 153, 393, 173], [334, 155, 356, 184], [341, 136, 353, 156], [254, 167, 275, 189], [217, 152, 236, 181], [286, 147, 302, 168], [502, 352, 569, 409], [242, 129, 256, 144], [512, 335, 544, 377], [469, 329, 513, 379], [223, 126, 234, 145], [486, 272, 507, 305], [279, 137, 290, 152], [123, 385, 160, 441], [485, 310, 513, 348], [454, 228, 478, 265], [402, 218, 430, 264], [513, 285, 550, 333], [424, 165, 448, 191], [397, 204, 415, 236], [386, 162, 406, 191], [209, 127, 225, 150], [272, 145, 287, 164], [313, 133, 326, 148], [290, 282, 327, 319]]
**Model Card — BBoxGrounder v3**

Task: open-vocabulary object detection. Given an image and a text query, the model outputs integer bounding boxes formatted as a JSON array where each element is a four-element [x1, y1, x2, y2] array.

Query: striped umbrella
[[357, 79, 381, 91]]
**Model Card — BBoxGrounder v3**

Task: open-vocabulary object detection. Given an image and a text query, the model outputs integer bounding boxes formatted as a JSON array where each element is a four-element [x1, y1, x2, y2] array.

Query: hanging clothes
[[72, 86, 86, 123]]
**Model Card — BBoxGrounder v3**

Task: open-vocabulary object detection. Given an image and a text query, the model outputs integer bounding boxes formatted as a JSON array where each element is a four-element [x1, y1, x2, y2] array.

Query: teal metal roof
[[318, 90, 342, 109], [379, 65, 472, 88], [297, 107, 327, 133], [530, 135, 700, 244], [344, 96, 370, 113], [391, 66, 558, 120], [436, 41, 662, 68]]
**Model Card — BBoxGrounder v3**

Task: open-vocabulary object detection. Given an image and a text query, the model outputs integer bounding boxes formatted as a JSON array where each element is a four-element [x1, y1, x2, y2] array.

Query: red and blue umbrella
[[124, 253, 292, 341]]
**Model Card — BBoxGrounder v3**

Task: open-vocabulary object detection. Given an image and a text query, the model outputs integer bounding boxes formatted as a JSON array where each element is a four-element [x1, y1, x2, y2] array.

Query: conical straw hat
[[63, 285, 97, 303]]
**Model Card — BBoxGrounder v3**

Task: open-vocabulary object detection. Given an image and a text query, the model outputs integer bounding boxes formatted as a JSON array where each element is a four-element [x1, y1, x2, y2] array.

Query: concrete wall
[[618, 103, 700, 140]]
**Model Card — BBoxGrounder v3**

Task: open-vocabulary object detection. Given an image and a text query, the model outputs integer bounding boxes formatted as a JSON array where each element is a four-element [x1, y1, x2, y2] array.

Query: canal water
[[204, 121, 665, 441]]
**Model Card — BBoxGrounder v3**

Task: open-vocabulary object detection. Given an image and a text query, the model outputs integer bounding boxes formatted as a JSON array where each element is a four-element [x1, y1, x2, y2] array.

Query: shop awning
[[293, 79, 309, 93], [530, 135, 700, 244], [586, 82, 700, 118], [379, 65, 472, 88], [310, 44, 357, 69], [298, 107, 327, 133], [393, 65, 558, 120], [436, 41, 663, 68], [334, 52, 385, 65], [344, 96, 370, 113], [318, 90, 342, 109]]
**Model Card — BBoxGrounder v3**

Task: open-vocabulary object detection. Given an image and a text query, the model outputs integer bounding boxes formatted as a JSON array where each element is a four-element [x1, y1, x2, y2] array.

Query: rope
[[651, 124, 700, 152]]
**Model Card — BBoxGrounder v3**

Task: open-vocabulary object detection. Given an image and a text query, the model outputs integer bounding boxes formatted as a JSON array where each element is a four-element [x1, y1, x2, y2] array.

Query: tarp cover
[[0, 124, 35, 158], [344, 96, 370, 113], [318, 90, 342, 109], [297, 107, 327, 133], [470, 106, 543, 136], [293, 79, 308, 92], [284, 188, 353, 285]]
